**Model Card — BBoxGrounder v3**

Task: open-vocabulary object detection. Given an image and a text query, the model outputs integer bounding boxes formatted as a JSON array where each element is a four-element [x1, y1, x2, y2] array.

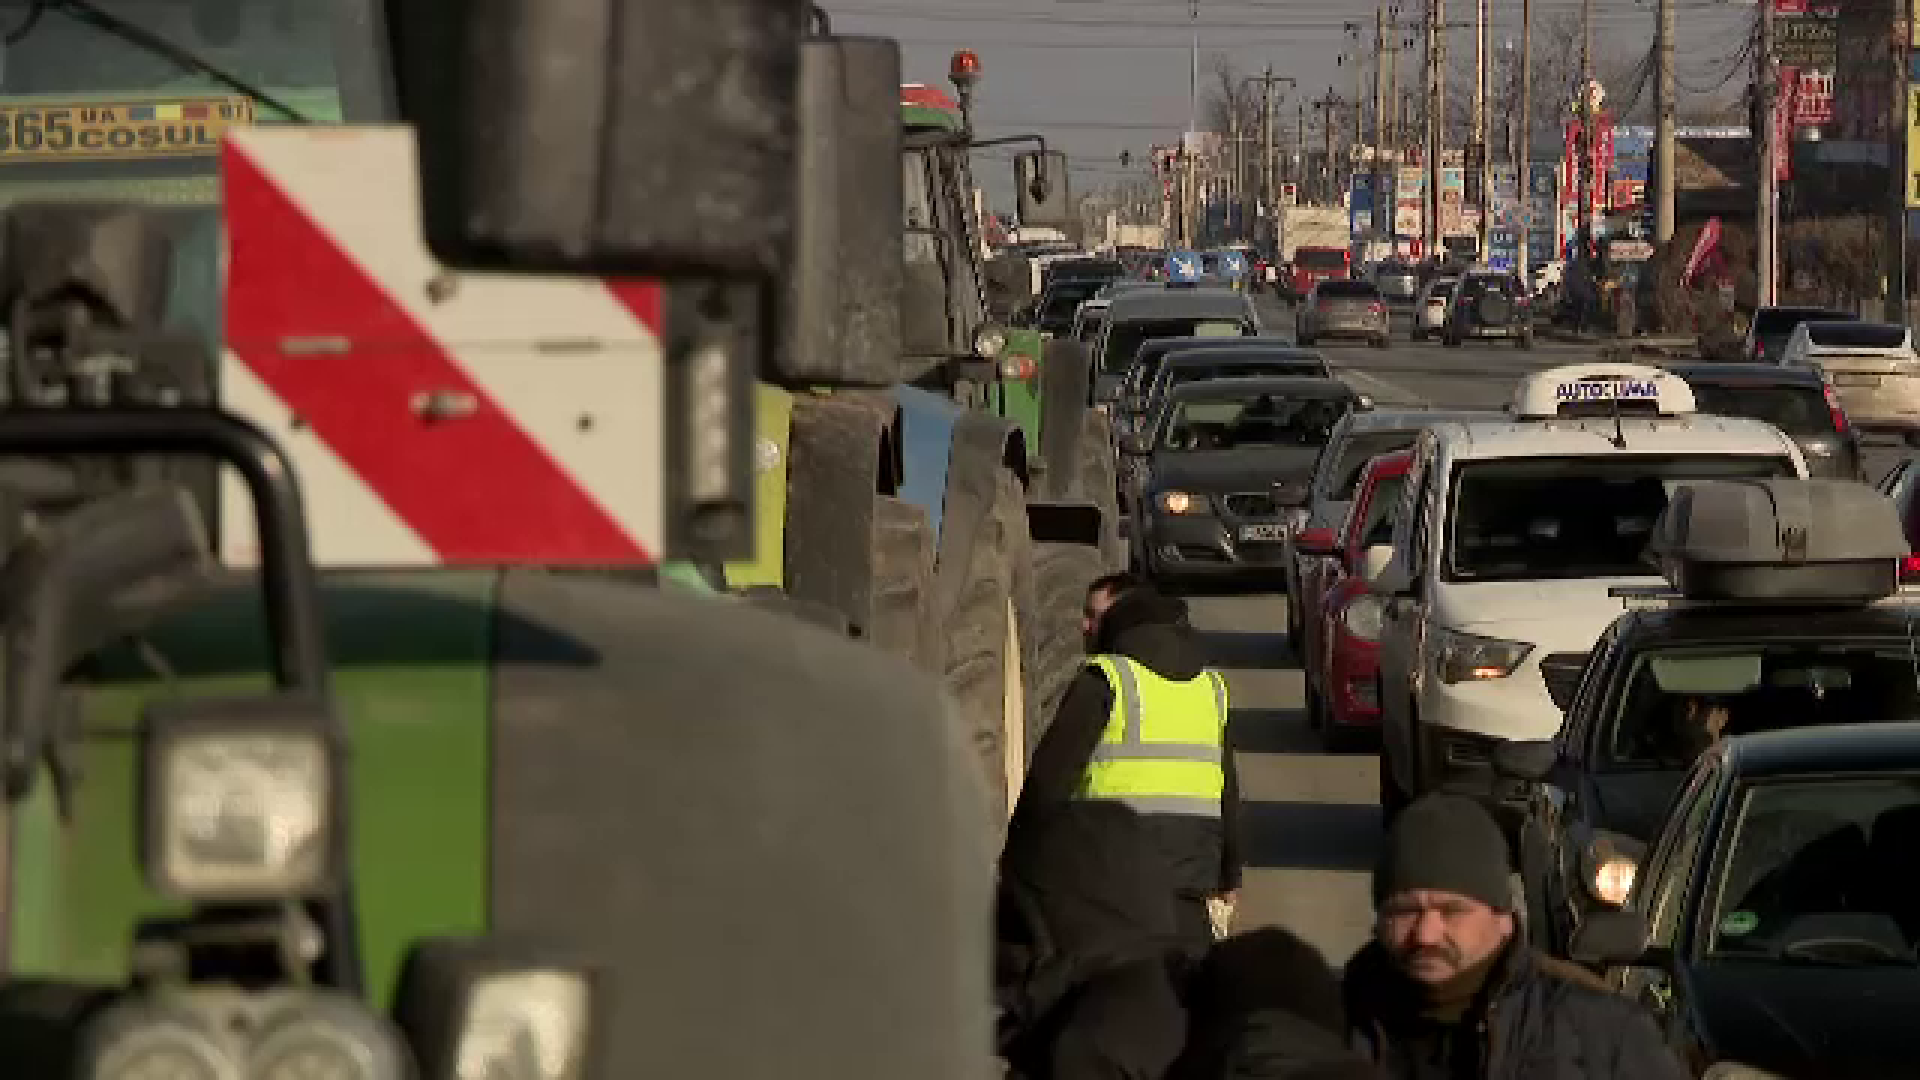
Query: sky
[[828, 0, 1757, 209]]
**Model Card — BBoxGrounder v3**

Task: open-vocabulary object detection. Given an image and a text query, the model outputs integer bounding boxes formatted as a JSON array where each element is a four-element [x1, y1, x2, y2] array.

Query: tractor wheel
[[867, 495, 939, 672], [1026, 540, 1107, 750], [1072, 409, 1126, 571], [940, 466, 1039, 822]]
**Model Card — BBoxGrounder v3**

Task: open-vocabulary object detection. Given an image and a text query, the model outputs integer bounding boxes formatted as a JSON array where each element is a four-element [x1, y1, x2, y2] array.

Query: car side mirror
[[1117, 434, 1149, 456], [1361, 544, 1408, 595], [783, 35, 905, 386], [403, 0, 801, 279], [1491, 740, 1558, 782], [1015, 151, 1073, 229], [1294, 526, 1339, 556], [1569, 909, 1660, 968]]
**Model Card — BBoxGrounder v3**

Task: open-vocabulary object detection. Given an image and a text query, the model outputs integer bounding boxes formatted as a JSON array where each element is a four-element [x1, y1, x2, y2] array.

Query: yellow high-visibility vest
[[1076, 655, 1229, 817]]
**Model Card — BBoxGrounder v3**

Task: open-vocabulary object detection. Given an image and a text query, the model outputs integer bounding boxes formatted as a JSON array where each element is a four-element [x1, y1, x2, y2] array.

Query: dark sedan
[[1573, 725, 1920, 1079], [1663, 363, 1862, 481], [1108, 334, 1303, 421], [1119, 378, 1362, 584]]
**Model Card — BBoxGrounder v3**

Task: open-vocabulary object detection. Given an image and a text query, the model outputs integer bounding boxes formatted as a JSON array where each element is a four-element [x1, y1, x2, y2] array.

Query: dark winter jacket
[[1009, 609, 1242, 897], [998, 802, 1192, 1080], [1342, 940, 1688, 1080], [1173, 926, 1380, 1080]]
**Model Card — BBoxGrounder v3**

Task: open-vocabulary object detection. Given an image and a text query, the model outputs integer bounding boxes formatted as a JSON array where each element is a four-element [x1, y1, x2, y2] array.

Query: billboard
[[1394, 166, 1424, 237], [1528, 162, 1559, 263], [1772, 0, 1837, 126], [1438, 167, 1467, 236], [1487, 165, 1520, 272], [1350, 173, 1376, 243]]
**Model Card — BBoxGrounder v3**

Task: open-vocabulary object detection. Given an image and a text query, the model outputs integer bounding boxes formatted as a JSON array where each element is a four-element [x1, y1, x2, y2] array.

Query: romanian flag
[[125, 102, 210, 122]]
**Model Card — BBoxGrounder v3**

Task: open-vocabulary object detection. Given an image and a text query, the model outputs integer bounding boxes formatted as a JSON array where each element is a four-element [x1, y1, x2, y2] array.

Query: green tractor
[[0, 2, 996, 1077]]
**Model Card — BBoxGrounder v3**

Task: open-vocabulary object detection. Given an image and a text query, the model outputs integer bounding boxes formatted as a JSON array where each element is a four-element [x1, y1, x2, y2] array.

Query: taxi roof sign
[[1166, 249, 1202, 282], [1509, 363, 1696, 419]]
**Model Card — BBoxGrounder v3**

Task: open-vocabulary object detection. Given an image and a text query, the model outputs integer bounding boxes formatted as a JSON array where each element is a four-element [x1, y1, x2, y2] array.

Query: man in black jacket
[[1010, 583, 1242, 954], [1174, 926, 1380, 1080], [1344, 794, 1688, 1080], [998, 802, 1191, 1080]]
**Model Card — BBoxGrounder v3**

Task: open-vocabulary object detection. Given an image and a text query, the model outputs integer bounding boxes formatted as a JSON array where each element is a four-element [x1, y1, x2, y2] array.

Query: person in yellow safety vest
[[1010, 580, 1242, 955]]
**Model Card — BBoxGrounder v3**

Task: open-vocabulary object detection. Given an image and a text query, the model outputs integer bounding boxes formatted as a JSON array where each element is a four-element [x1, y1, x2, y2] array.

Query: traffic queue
[[999, 244, 1920, 1079]]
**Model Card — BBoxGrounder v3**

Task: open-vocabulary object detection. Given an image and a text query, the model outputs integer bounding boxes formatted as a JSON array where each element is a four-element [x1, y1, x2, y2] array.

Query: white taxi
[[1361, 364, 1810, 821]]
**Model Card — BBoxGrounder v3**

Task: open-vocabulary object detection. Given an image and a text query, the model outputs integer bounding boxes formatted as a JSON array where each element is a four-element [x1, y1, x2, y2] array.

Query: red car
[[1290, 449, 1411, 751], [1287, 246, 1351, 300]]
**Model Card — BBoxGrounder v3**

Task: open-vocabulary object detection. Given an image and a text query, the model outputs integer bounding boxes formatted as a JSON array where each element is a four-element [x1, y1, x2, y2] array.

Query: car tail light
[[1823, 383, 1849, 432], [1370, 302, 1386, 315], [1902, 554, 1920, 581]]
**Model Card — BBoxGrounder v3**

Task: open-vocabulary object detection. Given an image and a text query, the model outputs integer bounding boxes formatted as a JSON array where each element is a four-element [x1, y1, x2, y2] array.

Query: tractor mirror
[[1015, 151, 1072, 230], [781, 35, 903, 387], [404, 0, 802, 278]]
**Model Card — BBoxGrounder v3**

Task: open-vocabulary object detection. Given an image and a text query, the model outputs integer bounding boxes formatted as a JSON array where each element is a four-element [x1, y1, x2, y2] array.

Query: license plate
[[0, 96, 256, 163], [1834, 373, 1883, 387], [1239, 523, 1285, 541]]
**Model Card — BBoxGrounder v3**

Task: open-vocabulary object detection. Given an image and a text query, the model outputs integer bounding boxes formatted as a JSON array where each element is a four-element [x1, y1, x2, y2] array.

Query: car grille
[[1223, 491, 1279, 517], [1539, 651, 1589, 703]]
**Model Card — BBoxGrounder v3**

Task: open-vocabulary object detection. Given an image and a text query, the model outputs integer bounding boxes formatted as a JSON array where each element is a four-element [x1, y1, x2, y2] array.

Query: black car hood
[[1149, 446, 1321, 492], [1689, 962, 1920, 1077]]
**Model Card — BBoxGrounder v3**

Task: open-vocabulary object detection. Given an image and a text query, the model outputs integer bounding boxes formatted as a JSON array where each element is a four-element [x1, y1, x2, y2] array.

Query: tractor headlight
[[144, 698, 335, 900], [80, 998, 234, 1080], [396, 939, 599, 1080], [973, 325, 1007, 358], [251, 994, 409, 1080]]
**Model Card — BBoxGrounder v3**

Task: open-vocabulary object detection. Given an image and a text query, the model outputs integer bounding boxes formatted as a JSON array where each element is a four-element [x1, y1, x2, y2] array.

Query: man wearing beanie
[[1010, 581, 1242, 955], [1343, 794, 1686, 1080]]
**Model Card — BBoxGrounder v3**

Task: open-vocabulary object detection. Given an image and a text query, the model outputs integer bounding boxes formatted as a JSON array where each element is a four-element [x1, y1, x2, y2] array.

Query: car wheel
[[1372, 334, 1390, 350], [1443, 332, 1462, 349], [1411, 326, 1426, 341]]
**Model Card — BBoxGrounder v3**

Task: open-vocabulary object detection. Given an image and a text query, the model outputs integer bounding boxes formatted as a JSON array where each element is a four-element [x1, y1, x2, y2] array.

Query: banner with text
[[1773, 0, 1838, 126]]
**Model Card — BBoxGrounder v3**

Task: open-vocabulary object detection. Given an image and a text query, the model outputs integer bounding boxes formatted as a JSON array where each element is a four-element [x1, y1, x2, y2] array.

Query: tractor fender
[[891, 384, 967, 540]]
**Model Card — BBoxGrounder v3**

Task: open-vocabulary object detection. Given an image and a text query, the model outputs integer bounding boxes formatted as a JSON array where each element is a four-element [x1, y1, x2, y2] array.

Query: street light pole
[[1188, 0, 1200, 138]]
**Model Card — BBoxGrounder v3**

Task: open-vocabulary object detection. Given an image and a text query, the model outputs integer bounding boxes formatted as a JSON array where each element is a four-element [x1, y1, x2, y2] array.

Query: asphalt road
[[1201, 293, 1914, 970]]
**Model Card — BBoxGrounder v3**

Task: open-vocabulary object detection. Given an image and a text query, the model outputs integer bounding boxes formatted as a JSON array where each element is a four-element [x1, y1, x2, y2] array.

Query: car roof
[[1135, 335, 1281, 361], [1107, 288, 1253, 320], [1662, 363, 1826, 388], [1626, 599, 1920, 645], [1721, 723, 1920, 780], [1165, 377, 1354, 401], [1161, 346, 1326, 367], [1427, 414, 1800, 460], [1342, 407, 1499, 433]]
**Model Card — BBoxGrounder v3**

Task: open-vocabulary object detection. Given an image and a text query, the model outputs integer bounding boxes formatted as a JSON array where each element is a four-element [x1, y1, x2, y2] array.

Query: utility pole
[[1347, 22, 1366, 203], [1241, 70, 1295, 251], [1516, 0, 1532, 275], [1315, 90, 1343, 204], [1426, 0, 1443, 259], [1757, 0, 1776, 307], [1376, 5, 1392, 244], [1472, 0, 1488, 258], [1188, 0, 1200, 138], [1888, 20, 1911, 321], [1577, 0, 1592, 265], [1653, 0, 1675, 246]]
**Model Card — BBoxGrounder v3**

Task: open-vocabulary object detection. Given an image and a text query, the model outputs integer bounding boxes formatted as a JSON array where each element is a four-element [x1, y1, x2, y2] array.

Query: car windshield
[[1039, 280, 1104, 326], [1685, 382, 1837, 438], [0, 0, 391, 208], [1317, 281, 1378, 299], [1429, 280, 1458, 298], [1808, 323, 1908, 349], [1102, 317, 1248, 372], [1323, 429, 1420, 497], [1754, 308, 1852, 336], [1158, 393, 1349, 451], [1709, 774, 1920, 966], [1167, 359, 1327, 387], [1296, 249, 1347, 271], [1463, 275, 1519, 296], [1445, 455, 1797, 581], [1609, 645, 1920, 769]]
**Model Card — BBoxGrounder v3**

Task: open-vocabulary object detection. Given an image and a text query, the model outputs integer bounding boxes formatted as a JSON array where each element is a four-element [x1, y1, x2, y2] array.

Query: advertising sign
[[1394, 166, 1424, 237], [1773, 0, 1838, 126], [1349, 173, 1375, 244], [1439, 166, 1466, 236], [1528, 162, 1558, 265]]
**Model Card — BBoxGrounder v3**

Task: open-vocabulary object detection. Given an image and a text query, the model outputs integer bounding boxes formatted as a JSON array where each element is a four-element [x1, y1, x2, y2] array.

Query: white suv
[[1361, 364, 1809, 820]]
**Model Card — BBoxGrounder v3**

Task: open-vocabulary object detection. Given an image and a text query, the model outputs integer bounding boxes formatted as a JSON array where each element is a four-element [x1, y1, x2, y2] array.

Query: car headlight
[[973, 325, 1007, 358], [1158, 490, 1200, 515], [1585, 831, 1643, 907], [144, 697, 335, 900], [1432, 628, 1533, 684], [396, 940, 598, 1080], [1340, 593, 1385, 641]]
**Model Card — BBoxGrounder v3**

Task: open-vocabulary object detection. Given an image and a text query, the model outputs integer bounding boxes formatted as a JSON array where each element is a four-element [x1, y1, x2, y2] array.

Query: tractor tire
[[1026, 540, 1107, 750], [868, 495, 939, 672], [939, 465, 1040, 822], [1072, 409, 1127, 571]]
